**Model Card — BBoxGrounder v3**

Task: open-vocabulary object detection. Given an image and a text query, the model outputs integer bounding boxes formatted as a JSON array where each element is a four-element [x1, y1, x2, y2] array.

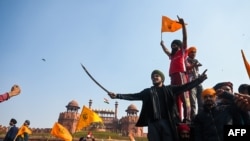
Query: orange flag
[[76, 105, 103, 131], [50, 122, 72, 141], [15, 125, 32, 140], [241, 49, 250, 79], [161, 16, 182, 32]]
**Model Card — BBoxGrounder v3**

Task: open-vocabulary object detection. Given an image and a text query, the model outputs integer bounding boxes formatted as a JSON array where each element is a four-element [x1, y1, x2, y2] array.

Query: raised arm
[[9, 84, 21, 98], [171, 69, 207, 94], [108, 90, 146, 101], [0, 84, 21, 103], [160, 40, 171, 57], [177, 16, 187, 50]]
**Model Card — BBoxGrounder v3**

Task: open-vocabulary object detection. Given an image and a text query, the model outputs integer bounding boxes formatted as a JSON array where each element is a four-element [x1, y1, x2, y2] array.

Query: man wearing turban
[[160, 16, 191, 123], [193, 88, 249, 141], [213, 81, 234, 106], [186, 46, 203, 120], [108, 69, 207, 141]]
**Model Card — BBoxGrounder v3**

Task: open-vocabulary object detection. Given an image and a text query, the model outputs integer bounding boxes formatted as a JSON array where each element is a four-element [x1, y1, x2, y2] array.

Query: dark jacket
[[193, 92, 250, 141], [3, 125, 18, 141], [194, 105, 233, 141], [116, 77, 204, 141]]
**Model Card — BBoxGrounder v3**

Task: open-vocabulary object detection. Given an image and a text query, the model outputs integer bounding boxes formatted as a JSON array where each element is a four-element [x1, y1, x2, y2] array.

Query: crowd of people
[[108, 16, 250, 141], [2, 16, 250, 141]]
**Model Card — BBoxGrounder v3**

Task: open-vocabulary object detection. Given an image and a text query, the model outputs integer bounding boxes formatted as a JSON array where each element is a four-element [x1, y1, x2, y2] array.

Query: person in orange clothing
[[15, 120, 32, 141]]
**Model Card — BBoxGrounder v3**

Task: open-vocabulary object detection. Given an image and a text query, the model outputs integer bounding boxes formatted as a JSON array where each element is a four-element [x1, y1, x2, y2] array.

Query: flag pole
[[241, 49, 250, 79], [80, 63, 109, 93], [46, 135, 51, 141], [161, 15, 162, 41]]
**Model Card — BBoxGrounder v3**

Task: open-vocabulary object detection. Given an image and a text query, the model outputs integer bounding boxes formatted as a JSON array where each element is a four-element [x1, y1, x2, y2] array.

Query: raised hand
[[9, 84, 21, 97], [108, 92, 117, 99], [199, 69, 208, 81]]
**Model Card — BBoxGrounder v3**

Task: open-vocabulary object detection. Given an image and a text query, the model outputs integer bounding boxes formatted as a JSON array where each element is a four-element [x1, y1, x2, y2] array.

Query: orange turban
[[188, 46, 197, 54], [202, 88, 216, 98]]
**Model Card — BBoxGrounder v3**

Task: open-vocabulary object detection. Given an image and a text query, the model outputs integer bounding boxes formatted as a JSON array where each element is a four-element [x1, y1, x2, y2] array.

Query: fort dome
[[66, 100, 80, 109]]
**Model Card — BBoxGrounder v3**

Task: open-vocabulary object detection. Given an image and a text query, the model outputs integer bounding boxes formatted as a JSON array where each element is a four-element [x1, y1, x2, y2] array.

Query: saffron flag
[[161, 16, 182, 32], [241, 49, 250, 79], [15, 125, 32, 137], [14, 125, 32, 140], [50, 122, 72, 141], [76, 105, 103, 131]]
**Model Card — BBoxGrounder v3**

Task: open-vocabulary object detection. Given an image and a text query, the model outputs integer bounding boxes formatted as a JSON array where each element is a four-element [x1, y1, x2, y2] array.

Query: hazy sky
[[1, 0, 250, 129]]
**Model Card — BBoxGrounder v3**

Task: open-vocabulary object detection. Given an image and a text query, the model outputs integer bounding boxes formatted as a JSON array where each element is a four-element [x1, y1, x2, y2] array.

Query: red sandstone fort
[[0, 99, 147, 138]]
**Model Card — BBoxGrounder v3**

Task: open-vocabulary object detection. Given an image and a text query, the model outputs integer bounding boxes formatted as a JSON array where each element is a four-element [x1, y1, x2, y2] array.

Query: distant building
[[58, 99, 146, 137], [92, 100, 118, 132], [119, 104, 143, 137], [58, 100, 80, 133]]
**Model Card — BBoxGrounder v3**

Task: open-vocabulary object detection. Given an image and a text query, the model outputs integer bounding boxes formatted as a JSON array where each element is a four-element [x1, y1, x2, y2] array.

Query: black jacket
[[116, 77, 204, 141], [3, 125, 18, 141], [193, 92, 250, 141]]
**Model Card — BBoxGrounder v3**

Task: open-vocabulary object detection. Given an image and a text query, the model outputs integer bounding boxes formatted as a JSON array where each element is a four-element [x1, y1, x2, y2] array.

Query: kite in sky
[[104, 98, 109, 104], [42, 58, 46, 62]]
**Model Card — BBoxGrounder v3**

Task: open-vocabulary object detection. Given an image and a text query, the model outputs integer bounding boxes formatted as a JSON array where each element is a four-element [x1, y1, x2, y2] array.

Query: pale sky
[[1, 0, 250, 129]]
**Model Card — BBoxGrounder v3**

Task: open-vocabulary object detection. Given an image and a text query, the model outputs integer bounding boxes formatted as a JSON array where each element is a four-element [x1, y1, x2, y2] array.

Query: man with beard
[[160, 16, 191, 123], [186, 46, 203, 120], [193, 88, 248, 141], [213, 81, 234, 105], [108, 69, 207, 141], [214, 82, 250, 125]]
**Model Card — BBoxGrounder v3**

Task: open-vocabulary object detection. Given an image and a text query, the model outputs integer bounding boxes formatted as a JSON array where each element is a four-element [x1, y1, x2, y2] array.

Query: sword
[[80, 63, 109, 93]]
